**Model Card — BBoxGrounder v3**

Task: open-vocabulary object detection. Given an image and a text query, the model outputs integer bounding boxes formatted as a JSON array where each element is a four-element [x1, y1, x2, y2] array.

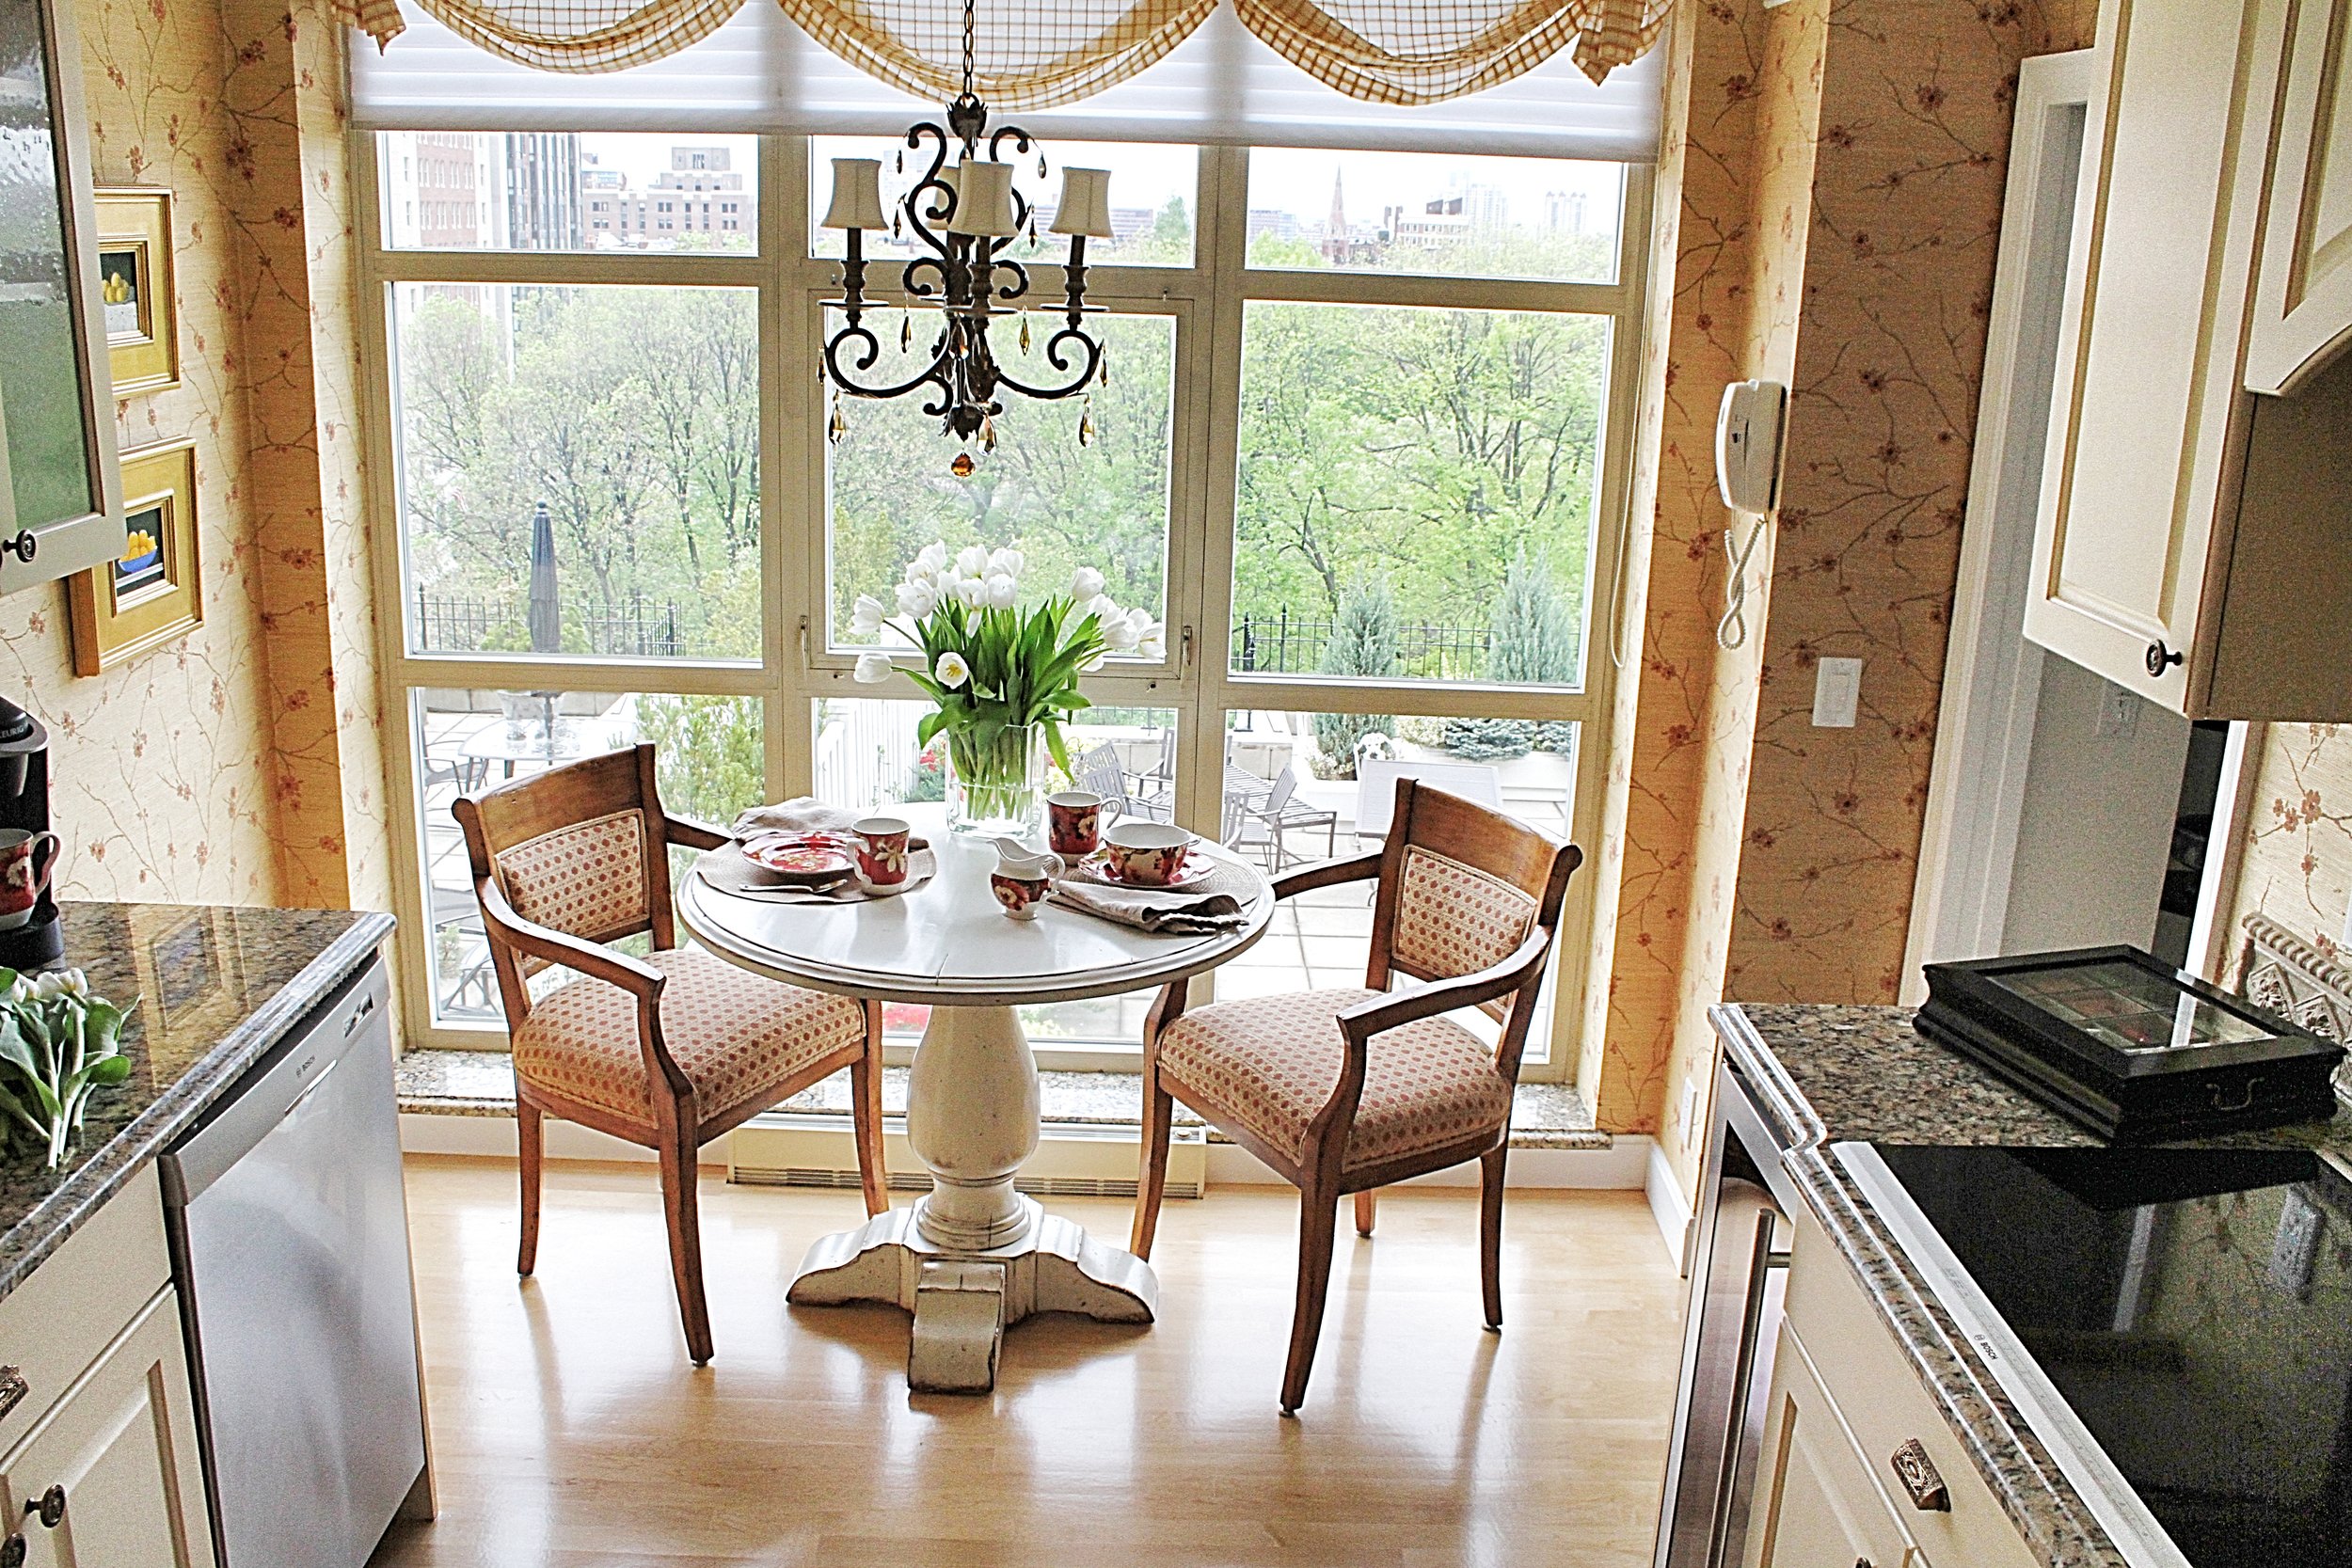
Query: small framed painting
[[68, 437, 201, 674], [93, 187, 178, 397]]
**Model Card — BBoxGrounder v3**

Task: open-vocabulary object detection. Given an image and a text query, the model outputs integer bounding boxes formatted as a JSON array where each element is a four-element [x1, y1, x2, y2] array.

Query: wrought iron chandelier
[[818, 0, 1113, 466]]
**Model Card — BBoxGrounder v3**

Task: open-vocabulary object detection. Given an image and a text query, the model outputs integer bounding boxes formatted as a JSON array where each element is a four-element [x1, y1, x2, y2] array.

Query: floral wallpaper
[[0, 0, 392, 930], [1601, 0, 2101, 1196], [2223, 724, 2352, 975]]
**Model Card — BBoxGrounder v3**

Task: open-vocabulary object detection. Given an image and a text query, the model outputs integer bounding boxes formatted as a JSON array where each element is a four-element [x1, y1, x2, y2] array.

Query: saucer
[[1078, 848, 1216, 889]]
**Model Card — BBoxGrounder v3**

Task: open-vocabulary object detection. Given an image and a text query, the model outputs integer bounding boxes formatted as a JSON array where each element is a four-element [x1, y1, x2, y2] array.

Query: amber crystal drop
[[951, 450, 977, 479], [1037, 152, 1046, 179], [900, 311, 912, 351], [896, 149, 904, 173], [1019, 311, 1032, 352], [1077, 399, 1096, 447], [981, 416, 998, 452], [827, 397, 848, 445]]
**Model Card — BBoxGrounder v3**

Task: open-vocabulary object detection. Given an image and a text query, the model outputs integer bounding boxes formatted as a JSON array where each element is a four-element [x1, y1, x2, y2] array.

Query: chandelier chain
[[961, 0, 977, 103]]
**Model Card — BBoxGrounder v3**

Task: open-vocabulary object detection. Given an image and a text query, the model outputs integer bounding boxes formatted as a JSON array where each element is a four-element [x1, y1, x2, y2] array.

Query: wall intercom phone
[[1714, 379, 1788, 649]]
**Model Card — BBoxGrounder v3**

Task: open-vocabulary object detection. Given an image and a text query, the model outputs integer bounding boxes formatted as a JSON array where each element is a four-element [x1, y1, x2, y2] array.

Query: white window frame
[[357, 135, 1649, 1080]]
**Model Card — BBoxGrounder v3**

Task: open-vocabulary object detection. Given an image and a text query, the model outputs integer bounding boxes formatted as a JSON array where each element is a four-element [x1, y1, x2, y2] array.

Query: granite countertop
[[1713, 1001, 2351, 1568], [0, 901, 395, 1306]]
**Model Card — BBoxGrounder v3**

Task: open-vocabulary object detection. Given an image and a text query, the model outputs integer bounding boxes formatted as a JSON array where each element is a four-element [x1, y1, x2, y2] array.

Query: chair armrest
[[1272, 849, 1382, 901], [664, 814, 730, 851], [475, 877, 664, 1000], [1335, 931, 1552, 1042]]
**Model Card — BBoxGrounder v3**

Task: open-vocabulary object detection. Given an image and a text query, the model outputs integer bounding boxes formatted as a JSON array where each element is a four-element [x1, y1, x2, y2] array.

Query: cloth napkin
[[728, 797, 931, 851], [1051, 854, 1259, 935], [692, 842, 936, 905]]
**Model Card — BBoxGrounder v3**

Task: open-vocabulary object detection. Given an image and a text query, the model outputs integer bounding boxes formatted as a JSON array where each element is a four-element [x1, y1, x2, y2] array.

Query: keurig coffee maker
[[0, 696, 61, 969]]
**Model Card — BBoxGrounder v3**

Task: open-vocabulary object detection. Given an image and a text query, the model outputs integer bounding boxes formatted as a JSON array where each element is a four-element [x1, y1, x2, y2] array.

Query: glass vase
[[945, 721, 1045, 837]]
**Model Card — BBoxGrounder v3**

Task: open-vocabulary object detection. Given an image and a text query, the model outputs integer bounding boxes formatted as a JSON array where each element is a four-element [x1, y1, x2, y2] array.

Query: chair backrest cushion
[[493, 806, 651, 971], [1391, 845, 1538, 981]]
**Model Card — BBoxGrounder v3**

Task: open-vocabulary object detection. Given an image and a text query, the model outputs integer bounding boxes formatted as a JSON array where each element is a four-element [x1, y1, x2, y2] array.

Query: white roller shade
[[348, 0, 1661, 161]]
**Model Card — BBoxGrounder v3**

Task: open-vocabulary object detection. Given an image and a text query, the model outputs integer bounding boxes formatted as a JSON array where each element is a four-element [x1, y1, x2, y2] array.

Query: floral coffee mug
[[1046, 790, 1104, 858], [0, 830, 61, 931], [850, 816, 912, 892], [1103, 821, 1192, 887]]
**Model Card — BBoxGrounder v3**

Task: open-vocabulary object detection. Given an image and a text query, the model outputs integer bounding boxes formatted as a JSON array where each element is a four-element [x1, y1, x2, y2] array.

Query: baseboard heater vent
[[729, 1116, 1208, 1200]]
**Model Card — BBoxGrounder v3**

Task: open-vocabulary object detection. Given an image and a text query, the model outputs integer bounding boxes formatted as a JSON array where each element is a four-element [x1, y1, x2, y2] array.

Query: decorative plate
[[740, 832, 856, 887]]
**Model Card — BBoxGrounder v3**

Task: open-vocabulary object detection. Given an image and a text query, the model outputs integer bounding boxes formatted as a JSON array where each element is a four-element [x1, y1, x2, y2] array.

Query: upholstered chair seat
[[1154, 989, 1512, 1172], [1132, 779, 1582, 1414], [512, 950, 866, 1130]]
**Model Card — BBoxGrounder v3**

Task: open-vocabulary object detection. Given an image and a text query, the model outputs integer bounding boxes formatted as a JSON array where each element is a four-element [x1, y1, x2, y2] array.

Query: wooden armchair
[[1132, 779, 1581, 1413], [453, 745, 889, 1365]]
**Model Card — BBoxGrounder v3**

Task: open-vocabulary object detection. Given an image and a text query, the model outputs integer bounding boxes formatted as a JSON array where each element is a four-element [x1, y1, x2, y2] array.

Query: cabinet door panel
[[2249, 0, 2352, 392], [2026, 0, 2280, 705], [2, 1290, 215, 1568], [1747, 1323, 1916, 1568]]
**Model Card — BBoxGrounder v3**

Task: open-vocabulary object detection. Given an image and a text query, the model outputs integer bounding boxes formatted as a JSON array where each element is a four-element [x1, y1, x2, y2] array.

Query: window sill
[[394, 1048, 1609, 1150]]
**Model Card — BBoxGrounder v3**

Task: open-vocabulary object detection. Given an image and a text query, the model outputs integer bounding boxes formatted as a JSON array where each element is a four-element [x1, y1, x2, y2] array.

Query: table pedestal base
[[787, 1001, 1155, 1393], [787, 1195, 1157, 1392]]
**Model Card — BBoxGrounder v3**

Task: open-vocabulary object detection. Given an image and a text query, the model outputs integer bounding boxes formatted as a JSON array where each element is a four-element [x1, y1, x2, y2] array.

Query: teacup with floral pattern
[[1103, 821, 1193, 887], [850, 816, 913, 893]]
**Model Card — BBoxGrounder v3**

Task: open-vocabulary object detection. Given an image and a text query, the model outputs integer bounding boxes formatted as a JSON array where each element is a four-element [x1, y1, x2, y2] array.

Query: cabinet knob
[[0, 1532, 24, 1568], [0, 531, 34, 566], [2144, 639, 2184, 676], [24, 1485, 62, 1529], [1890, 1437, 1950, 1511]]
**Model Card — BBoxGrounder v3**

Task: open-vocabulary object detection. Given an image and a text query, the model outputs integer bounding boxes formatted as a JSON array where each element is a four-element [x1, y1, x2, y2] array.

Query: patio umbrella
[[526, 500, 560, 655]]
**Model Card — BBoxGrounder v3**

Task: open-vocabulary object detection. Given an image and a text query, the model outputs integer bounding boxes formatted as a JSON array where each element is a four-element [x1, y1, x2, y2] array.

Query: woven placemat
[[692, 843, 936, 904]]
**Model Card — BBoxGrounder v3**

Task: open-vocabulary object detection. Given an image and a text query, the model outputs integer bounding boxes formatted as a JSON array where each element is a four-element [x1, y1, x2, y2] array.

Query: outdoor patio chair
[[1132, 779, 1581, 1413], [1230, 767, 1340, 871], [453, 744, 889, 1364]]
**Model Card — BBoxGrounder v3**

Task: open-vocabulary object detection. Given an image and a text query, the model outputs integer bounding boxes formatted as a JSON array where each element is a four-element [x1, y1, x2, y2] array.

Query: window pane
[[1232, 303, 1607, 687], [378, 133, 756, 254], [825, 310, 1172, 647], [393, 283, 760, 663], [1245, 150, 1620, 282], [413, 689, 766, 1025], [814, 698, 1179, 1048], [1215, 709, 1575, 1063], [812, 137, 1195, 267]]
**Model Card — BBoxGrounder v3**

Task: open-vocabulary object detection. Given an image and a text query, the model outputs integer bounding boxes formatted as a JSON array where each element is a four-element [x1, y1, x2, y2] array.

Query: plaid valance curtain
[[332, 0, 1668, 102]]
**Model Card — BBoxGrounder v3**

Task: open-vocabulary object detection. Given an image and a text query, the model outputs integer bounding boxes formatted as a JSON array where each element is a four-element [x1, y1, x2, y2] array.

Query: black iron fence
[[1231, 608, 1492, 681], [415, 590, 686, 658]]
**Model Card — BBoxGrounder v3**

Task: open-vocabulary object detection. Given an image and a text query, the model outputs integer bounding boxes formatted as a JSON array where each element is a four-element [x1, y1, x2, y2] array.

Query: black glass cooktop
[[1869, 1145, 2352, 1568]]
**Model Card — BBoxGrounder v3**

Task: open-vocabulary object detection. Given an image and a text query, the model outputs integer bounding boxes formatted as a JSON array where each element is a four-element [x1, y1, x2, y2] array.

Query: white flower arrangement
[[850, 544, 1165, 811]]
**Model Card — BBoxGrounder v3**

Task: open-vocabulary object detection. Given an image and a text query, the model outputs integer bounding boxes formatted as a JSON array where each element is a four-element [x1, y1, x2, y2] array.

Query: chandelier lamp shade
[[818, 0, 1117, 453]]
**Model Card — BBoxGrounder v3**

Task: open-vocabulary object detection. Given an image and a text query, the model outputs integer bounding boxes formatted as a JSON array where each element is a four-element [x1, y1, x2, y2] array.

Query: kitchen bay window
[[359, 115, 1648, 1080]]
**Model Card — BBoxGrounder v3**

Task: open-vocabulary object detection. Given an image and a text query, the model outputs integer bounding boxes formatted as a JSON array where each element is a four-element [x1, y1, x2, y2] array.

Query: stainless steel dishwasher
[[159, 956, 429, 1568]]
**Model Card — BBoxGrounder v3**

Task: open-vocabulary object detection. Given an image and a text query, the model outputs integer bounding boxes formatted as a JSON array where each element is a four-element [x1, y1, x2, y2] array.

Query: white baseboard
[[1645, 1139, 1696, 1270], [401, 1112, 1647, 1192]]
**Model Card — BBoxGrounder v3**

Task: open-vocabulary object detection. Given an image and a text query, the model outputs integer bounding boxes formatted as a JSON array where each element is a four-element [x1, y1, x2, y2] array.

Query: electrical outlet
[[2341, 896, 2352, 951], [1679, 1077, 1703, 1135], [1811, 657, 1862, 727], [2096, 680, 2140, 738]]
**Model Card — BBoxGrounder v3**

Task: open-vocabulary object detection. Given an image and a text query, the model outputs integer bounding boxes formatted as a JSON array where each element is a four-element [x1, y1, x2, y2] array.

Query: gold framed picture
[[94, 187, 178, 397], [68, 437, 200, 675]]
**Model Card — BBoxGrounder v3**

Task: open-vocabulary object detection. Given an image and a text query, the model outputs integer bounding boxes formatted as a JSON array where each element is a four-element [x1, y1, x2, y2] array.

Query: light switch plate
[[1811, 657, 1862, 727]]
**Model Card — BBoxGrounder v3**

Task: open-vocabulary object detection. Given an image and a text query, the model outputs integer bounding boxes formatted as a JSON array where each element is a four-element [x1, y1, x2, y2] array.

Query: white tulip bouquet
[[851, 543, 1165, 832]]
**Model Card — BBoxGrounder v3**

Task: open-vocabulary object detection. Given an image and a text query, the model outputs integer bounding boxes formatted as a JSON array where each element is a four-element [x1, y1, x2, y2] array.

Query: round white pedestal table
[[675, 808, 1273, 1393]]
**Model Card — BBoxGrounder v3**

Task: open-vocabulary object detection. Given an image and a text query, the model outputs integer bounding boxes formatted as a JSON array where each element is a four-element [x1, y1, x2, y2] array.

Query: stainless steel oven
[[1654, 1055, 1800, 1568]]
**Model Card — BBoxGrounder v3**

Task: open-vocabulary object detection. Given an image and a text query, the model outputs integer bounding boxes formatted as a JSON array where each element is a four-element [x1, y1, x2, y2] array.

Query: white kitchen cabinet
[[2026, 0, 2352, 719], [0, 1291, 214, 1568], [2248, 0, 2352, 392], [1746, 1322, 1918, 1568], [0, 1166, 215, 1568]]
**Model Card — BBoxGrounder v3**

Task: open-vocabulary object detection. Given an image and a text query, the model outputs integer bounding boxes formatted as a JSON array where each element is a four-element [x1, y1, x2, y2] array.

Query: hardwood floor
[[373, 1156, 1683, 1568]]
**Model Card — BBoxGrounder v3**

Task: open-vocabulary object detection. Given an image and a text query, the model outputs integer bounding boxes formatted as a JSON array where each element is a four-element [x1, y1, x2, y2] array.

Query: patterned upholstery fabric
[[1158, 988, 1512, 1172], [1391, 847, 1537, 980], [511, 949, 863, 1127], [495, 809, 650, 973]]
